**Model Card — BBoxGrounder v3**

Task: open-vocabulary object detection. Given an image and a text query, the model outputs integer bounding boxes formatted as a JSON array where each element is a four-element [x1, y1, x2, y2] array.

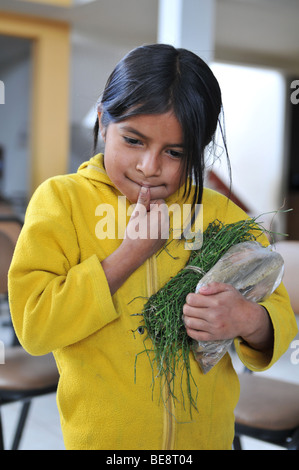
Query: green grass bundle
[[137, 217, 271, 416]]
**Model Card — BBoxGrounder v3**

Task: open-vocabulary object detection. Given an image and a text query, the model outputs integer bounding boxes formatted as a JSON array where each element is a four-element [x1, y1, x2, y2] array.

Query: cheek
[[103, 158, 118, 188], [109, 148, 131, 170], [105, 152, 123, 177], [168, 164, 184, 189]]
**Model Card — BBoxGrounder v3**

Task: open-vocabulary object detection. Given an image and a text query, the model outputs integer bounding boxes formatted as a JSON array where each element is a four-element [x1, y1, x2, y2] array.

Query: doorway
[[0, 34, 32, 215], [0, 11, 70, 202]]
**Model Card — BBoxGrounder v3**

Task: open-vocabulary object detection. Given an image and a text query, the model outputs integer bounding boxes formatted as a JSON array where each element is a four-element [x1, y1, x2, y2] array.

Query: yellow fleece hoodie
[[8, 154, 297, 450]]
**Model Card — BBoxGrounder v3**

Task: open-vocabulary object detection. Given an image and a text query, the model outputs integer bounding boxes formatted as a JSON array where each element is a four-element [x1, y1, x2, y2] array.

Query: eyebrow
[[119, 125, 184, 148]]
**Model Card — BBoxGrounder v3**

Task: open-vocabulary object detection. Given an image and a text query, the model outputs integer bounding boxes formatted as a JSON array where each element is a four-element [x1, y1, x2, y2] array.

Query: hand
[[123, 186, 169, 261], [102, 187, 169, 295], [183, 282, 274, 351]]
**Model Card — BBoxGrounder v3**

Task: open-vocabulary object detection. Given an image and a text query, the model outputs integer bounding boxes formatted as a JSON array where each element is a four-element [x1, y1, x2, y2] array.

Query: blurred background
[[0, 0, 299, 451]]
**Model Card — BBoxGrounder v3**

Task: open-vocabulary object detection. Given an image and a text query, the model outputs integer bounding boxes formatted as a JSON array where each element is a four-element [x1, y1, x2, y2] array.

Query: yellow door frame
[[18, 0, 72, 6], [0, 11, 70, 194]]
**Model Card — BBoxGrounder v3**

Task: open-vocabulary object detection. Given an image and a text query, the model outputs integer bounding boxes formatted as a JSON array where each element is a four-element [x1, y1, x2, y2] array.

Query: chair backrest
[[0, 230, 15, 295], [275, 240, 299, 315], [0, 215, 23, 245]]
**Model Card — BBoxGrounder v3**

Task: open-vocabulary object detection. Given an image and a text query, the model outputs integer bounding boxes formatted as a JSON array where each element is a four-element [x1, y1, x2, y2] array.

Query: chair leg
[[286, 427, 299, 450], [11, 400, 31, 450], [233, 435, 243, 450], [0, 408, 4, 450]]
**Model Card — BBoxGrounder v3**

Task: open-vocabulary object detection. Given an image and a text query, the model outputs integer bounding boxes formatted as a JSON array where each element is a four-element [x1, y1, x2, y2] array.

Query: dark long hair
[[94, 43, 230, 211]]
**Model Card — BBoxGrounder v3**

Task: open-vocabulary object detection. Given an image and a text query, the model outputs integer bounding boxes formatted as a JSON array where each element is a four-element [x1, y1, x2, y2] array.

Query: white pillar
[[157, 0, 216, 63]]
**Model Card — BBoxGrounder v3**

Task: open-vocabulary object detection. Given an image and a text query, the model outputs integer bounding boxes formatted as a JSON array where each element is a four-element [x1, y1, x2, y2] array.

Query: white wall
[[69, 29, 157, 171], [70, 31, 134, 126], [210, 62, 287, 226]]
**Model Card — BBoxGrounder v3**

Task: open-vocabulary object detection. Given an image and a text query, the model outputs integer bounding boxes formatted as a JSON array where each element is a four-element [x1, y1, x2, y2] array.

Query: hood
[[78, 153, 115, 188]]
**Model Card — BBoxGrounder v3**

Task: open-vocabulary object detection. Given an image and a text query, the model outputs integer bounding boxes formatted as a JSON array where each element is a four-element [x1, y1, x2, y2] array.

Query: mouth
[[139, 183, 157, 189], [127, 176, 163, 190]]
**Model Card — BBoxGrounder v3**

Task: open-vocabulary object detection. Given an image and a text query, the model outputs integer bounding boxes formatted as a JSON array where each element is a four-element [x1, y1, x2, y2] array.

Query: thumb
[[196, 282, 233, 295]]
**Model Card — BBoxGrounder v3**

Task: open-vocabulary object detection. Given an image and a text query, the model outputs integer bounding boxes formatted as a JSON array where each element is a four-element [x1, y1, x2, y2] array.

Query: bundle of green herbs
[[136, 217, 276, 416]]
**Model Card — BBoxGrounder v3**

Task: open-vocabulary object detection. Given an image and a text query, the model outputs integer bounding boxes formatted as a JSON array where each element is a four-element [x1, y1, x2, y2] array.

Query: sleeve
[[8, 179, 119, 356], [235, 282, 298, 371]]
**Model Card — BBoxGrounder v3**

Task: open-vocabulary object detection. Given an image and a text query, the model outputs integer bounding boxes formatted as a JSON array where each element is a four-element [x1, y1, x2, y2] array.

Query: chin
[[122, 191, 138, 205]]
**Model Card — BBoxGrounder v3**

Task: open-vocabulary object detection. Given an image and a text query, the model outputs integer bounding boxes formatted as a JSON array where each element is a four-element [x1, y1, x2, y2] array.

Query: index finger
[[132, 186, 151, 215]]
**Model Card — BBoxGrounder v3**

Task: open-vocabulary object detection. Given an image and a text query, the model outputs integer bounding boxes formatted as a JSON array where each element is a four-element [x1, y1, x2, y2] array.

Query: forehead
[[116, 112, 183, 142]]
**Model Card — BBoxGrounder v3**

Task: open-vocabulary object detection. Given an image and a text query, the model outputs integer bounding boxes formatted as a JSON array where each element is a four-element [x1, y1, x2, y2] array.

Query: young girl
[[8, 44, 297, 450]]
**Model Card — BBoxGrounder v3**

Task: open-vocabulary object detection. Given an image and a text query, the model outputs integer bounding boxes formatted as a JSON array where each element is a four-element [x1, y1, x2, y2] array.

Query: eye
[[123, 136, 143, 146], [167, 149, 184, 159]]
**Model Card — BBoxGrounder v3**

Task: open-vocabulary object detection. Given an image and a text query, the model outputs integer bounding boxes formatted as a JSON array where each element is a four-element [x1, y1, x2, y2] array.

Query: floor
[[1, 305, 298, 451]]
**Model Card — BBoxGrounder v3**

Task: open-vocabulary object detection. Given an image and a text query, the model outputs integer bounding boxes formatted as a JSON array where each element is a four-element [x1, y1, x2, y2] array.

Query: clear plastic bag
[[192, 241, 284, 374]]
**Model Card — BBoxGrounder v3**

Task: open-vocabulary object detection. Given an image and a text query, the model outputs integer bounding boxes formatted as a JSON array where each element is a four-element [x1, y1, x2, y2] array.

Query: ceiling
[[231, 0, 299, 6], [0, 0, 299, 72], [0, 0, 159, 42], [215, 0, 299, 71]]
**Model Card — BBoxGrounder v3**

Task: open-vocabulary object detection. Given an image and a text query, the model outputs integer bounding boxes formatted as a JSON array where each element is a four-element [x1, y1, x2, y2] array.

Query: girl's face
[[99, 112, 185, 204]]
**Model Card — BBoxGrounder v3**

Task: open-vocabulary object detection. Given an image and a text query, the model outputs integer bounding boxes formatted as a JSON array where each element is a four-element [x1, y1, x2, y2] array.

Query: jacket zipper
[[162, 381, 175, 450], [147, 255, 175, 450]]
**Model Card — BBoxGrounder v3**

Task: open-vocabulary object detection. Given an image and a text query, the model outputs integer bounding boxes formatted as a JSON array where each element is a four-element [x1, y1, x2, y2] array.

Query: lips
[[128, 176, 159, 189], [140, 183, 155, 189], [126, 176, 166, 202]]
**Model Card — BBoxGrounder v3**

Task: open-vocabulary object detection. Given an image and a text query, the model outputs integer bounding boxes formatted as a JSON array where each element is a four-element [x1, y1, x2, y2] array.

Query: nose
[[136, 151, 162, 178]]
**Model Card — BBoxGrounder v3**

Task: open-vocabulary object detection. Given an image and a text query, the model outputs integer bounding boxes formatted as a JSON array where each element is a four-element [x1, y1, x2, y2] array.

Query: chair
[[0, 347, 59, 450], [233, 240, 299, 450], [0, 229, 19, 344], [0, 216, 59, 450], [234, 373, 299, 450]]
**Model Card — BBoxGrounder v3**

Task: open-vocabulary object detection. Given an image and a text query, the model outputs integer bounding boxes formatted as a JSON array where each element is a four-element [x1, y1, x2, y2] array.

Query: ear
[[97, 110, 106, 142]]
